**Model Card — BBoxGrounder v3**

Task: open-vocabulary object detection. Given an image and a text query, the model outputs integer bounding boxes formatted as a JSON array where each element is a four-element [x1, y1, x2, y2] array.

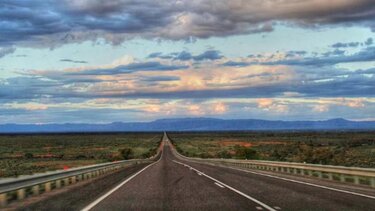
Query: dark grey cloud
[[332, 37, 374, 48], [0, 47, 15, 58], [60, 59, 88, 64], [365, 38, 373, 46], [15, 54, 28, 57], [148, 50, 223, 61], [173, 51, 192, 61], [1, 0, 375, 48], [67, 62, 188, 76], [4, 64, 374, 101], [222, 61, 249, 67], [356, 67, 375, 74], [332, 42, 360, 48], [147, 52, 172, 59], [322, 49, 346, 57], [95, 74, 374, 99], [0, 0, 71, 47], [285, 51, 307, 57], [264, 47, 375, 66], [192, 50, 223, 61], [140, 76, 180, 82], [0, 77, 63, 99]]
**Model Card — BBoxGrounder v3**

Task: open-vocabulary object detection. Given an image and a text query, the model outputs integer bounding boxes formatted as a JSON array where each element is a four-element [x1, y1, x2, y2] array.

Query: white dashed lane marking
[[173, 160, 277, 211], [214, 182, 225, 188]]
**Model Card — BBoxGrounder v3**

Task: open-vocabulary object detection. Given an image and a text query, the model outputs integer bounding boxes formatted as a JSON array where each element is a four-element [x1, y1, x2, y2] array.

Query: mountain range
[[1, 118, 375, 133]]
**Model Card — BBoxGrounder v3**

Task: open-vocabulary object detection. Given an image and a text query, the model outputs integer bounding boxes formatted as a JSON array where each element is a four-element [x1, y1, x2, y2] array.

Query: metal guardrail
[[0, 148, 162, 207], [169, 140, 375, 188]]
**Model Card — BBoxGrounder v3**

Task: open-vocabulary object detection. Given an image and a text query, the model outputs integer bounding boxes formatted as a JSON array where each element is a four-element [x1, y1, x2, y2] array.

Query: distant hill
[[1, 118, 375, 133]]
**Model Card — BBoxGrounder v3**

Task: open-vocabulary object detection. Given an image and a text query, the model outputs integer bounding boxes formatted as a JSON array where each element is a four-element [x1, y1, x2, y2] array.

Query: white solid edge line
[[206, 163, 375, 200], [173, 160, 276, 211], [81, 145, 165, 211]]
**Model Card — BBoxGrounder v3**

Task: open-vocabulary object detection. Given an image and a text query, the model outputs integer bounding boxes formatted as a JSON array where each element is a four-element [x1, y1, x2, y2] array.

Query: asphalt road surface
[[82, 134, 375, 211]]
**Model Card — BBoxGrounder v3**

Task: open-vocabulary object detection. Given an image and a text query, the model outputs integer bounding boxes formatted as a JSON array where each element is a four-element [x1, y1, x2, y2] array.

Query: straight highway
[[80, 133, 375, 211]]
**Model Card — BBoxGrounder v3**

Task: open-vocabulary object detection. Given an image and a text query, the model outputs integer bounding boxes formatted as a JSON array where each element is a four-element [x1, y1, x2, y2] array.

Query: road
[[80, 133, 375, 211]]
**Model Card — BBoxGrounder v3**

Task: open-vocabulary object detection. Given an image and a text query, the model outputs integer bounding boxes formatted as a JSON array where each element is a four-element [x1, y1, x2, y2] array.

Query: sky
[[0, 0, 375, 124]]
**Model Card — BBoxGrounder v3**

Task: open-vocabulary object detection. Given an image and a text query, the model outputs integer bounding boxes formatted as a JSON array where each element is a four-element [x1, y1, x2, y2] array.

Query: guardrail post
[[300, 169, 305, 175], [327, 173, 333, 180], [316, 172, 323, 178], [56, 180, 61, 189], [0, 193, 7, 207], [32, 185, 40, 195], [17, 189, 26, 200], [353, 176, 360, 185], [340, 174, 346, 182], [371, 178, 375, 187], [64, 178, 70, 186], [71, 176, 76, 184], [292, 168, 296, 174], [45, 182, 51, 192]]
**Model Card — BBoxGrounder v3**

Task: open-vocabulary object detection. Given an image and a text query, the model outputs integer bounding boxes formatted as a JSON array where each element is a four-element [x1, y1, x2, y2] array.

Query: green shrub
[[119, 148, 134, 160]]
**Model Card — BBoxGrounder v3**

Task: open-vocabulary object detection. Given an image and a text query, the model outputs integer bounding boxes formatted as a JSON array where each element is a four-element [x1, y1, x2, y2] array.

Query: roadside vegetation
[[0, 133, 161, 177], [168, 131, 375, 168]]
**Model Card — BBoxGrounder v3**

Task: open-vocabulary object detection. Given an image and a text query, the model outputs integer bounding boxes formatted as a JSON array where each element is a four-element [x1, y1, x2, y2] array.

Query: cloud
[[322, 49, 346, 57], [222, 61, 249, 67], [67, 61, 189, 75], [257, 98, 274, 109], [60, 59, 88, 64], [285, 51, 307, 57], [332, 38, 375, 48], [313, 104, 329, 112], [148, 50, 223, 61], [345, 99, 365, 108], [1, 0, 375, 48], [332, 42, 360, 48], [365, 38, 373, 46], [0, 77, 63, 99], [256, 98, 288, 113], [6, 103, 49, 111], [190, 50, 223, 61], [1, 97, 374, 123], [187, 104, 204, 115], [140, 76, 180, 82], [213, 102, 227, 114], [263, 47, 375, 66], [0, 47, 16, 58], [1, 47, 375, 106]]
